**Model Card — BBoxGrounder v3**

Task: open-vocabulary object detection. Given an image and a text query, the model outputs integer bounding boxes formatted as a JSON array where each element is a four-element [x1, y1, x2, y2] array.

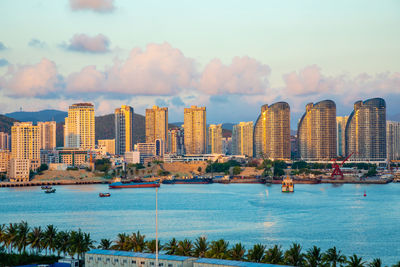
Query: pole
[[155, 187, 158, 267]]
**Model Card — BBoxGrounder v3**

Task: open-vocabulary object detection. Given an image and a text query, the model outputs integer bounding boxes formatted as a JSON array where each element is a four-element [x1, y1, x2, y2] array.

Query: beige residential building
[[64, 103, 95, 150], [387, 121, 400, 161], [184, 106, 206, 154], [232, 121, 253, 157], [11, 122, 41, 171], [167, 128, 184, 155], [0, 132, 11, 151], [38, 121, 57, 150], [253, 102, 290, 160], [98, 139, 115, 155], [336, 116, 348, 157], [8, 158, 30, 182], [115, 105, 134, 155], [208, 124, 223, 154], [297, 100, 337, 161], [146, 105, 168, 146], [0, 150, 11, 172]]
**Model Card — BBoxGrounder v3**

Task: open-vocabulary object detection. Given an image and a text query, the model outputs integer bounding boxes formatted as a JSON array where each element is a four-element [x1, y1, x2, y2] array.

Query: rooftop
[[86, 249, 194, 262], [194, 258, 287, 267]]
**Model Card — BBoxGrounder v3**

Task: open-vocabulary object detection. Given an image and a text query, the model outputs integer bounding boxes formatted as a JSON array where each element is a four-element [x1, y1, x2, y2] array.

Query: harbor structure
[[146, 105, 168, 147], [115, 105, 134, 155], [64, 103, 95, 150], [345, 98, 386, 162], [184, 106, 207, 154], [38, 121, 56, 150], [387, 120, 400, 161], [208, 124, 223, 154], [336, 116, 348, 157], [253, 102, 290, 160], [297, 100, 337, 161], [232, 121, 253, 157]]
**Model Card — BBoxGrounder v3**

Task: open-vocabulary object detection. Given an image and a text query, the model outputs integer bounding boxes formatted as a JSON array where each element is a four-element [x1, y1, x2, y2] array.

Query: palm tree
[[322, 247, 347, 267], [27, 226, 43, 254], [304, 246, 323, 267], [145, 239, 163, 253], [247, 243, 266, 263], [163, 238, 178, 255], [83, 232, 95, 254], [43, 224, 57, 255], [206, 239, 229, 259], [368, 258, 382, 267], [55, 231, 70, 257], [346, 254, 366, 267], [177, 239, 193, 256], [113, 233, 131, 251], [98, 238, 113, 250], [264, 245, 284, 264], [68, 229, 87, 262], [5, 223, 18, 253], [131, 231, 146, 252], [229, 243, 246, 261], [284, 243, 304, 266], [193, 236, 209, 258], [0, 224, 6, 249], [392, 261, 400, 267]]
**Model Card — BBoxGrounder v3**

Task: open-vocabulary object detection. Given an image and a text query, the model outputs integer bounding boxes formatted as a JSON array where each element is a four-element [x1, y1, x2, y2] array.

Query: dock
[[0, 180, 109, 188]]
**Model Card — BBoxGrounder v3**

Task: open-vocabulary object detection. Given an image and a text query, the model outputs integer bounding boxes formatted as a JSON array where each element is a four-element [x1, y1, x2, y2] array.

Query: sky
[[0, 0, 399, 128]]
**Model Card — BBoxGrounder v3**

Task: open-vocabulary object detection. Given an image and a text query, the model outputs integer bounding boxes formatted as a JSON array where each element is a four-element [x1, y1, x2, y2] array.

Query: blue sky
[[0, 0, 399, 127]]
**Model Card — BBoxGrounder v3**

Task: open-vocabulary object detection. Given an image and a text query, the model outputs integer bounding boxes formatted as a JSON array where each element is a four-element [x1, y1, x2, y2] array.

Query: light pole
[[155, 187, 158, 267]]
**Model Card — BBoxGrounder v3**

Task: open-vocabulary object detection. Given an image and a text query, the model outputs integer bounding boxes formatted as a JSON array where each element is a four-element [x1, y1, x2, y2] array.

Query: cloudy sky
[[0, 0, 399, 127]]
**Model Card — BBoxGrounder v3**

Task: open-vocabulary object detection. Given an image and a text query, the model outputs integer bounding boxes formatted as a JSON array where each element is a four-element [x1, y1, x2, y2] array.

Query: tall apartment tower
[[146, 106, 168, 146], [387, 121, 400, 161], [38, 121, 56, 150], [297, 100, 337, 161], [232, 122, 253, 157], [0, 132, 11, 151], [115, 105, 134, 155], [345, 98, 386, 161], [208, 124, 223, 154], [184, 106, 206, 154], [336, 116, 348, 157], [64, 103, 95, 149], [167, 128, 184, 155], [11, 122, 41, 170], [253, 102, 290, 160]]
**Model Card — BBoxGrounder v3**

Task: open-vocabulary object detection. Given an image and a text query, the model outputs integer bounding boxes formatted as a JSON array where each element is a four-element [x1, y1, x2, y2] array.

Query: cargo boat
[[162, 178, 213, 184], [109, 181, 160, 189]]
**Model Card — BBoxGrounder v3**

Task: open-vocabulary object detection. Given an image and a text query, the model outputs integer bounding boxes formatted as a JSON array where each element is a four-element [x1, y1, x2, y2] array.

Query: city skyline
[[0, 1, 399, 128]]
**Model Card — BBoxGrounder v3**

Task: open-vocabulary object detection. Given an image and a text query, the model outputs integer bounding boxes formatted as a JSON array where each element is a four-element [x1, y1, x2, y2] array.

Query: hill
[[5, 109, 68, 123], [0, 115, 18, 133]]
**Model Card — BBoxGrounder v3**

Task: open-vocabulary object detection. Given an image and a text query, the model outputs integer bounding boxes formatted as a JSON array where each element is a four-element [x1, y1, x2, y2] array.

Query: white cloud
[[69, 0, 115, 12], [65, 34, 110, 53]]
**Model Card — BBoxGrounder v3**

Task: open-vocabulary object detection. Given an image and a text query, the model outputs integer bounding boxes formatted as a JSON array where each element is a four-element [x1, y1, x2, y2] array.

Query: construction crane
[[331, 152, 354, 179]]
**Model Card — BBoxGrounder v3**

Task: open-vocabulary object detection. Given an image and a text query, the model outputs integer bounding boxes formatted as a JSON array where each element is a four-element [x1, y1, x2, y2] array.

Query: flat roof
[[87, 249, 194, 262], [194, 258, 286, 267]]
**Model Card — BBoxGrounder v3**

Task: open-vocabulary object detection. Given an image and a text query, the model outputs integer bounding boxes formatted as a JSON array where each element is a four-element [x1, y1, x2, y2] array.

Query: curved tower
[[297, 100, 336, 161], [345, 98, 386, 161]]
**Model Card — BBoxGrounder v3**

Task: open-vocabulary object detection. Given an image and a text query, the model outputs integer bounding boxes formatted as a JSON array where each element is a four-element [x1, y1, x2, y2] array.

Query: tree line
[[1, 221, 399, 267]]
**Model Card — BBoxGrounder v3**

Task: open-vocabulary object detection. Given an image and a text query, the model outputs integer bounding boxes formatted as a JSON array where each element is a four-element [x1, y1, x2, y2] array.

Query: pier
[[0, 180, 109, 188]]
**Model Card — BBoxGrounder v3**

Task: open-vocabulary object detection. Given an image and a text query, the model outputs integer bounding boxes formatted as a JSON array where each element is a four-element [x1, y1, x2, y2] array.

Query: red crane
[[331, 152, 354, 179]]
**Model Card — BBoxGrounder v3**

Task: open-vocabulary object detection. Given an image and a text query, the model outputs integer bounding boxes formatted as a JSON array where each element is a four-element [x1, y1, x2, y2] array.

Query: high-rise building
[[232, 122, 253, 157], [297, 100, 336, 161], [0, 150, 10, 172], [167, 128, 184, 155], [115, 105, 134, 155], [38, 121, 56, 150], [184, 106, 206, 154], [345, 98, 386, 161], [253, 102, 290, 160], [64, 103, 95, 150], [11, 122, 41, 171], [387, 121, 400, 161], [336, 116, 348, 157], [0, 132, 11, 151], [146, 106, 168, 146], [208, 124, 223, 154]]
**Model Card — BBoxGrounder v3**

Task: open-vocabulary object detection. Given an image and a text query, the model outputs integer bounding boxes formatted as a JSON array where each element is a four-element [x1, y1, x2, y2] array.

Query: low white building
[[125, 151, 141, 164]]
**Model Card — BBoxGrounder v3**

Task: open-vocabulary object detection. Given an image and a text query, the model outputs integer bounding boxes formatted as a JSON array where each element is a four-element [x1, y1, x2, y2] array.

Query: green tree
[[346, 254, 366, 267], [98, 238, 113, 250], [368, 258, 382, 267], [229, 243, 246, 261], [232, 166, 242, 175], [145, 239, 162, 253], [304, 246, 323, 267], [264, 245, 284, 264], [5, 223, 18, 253], [177, 239, 193, 256], [54, 231, 70, 257], [16, 221, 30, 254], [193, 236, 209, 258], [247, 243, 266, 263], [112, 233, 131, 251], [27, 226, 43, 254], [43, 225, 57, 255], [206, 239, 229, 259], [163, 238, 178, 255], [284, 243, 304, 266], [131, 231, 146, 252], [322, 246, 346, 267]]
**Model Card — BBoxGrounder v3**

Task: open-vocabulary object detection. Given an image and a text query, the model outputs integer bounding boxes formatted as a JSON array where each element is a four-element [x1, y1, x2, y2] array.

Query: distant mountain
[[5, 109, 67, 123], [0, 115, 18, 133]]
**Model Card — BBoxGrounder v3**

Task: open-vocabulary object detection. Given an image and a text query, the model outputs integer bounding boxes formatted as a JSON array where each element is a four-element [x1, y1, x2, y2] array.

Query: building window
[[115, 259, 119, 262], [132, 260, 137, 264], [123, 259, 127, 263], [141, 261, 145, 265], [97, 257, 102, 261], [159, 263, 164, 266], [168, 264, 173, 267], [150, 262, 154, 266], [106, 258, 110, 262]]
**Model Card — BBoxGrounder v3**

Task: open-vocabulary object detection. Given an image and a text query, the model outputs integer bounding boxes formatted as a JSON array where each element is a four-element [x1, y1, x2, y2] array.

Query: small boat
[[282, 176, 294, 193], [109, 181, 160, 189], [363, 190, 367, 197], [41, 185, 52, 190], [45, 188, 56, 193], [99, 193, 111, 197]]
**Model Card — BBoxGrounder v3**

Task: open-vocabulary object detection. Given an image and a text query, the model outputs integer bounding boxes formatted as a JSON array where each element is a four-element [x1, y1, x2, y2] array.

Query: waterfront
[[0, 183, 399, 264]]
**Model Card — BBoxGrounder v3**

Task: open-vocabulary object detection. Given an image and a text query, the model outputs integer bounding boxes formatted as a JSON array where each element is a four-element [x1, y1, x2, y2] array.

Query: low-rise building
[[98, 139, 116, 155], [125, 151, 141, 164], [8, 158, 30, 182], [0, 150, 10, 173]]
